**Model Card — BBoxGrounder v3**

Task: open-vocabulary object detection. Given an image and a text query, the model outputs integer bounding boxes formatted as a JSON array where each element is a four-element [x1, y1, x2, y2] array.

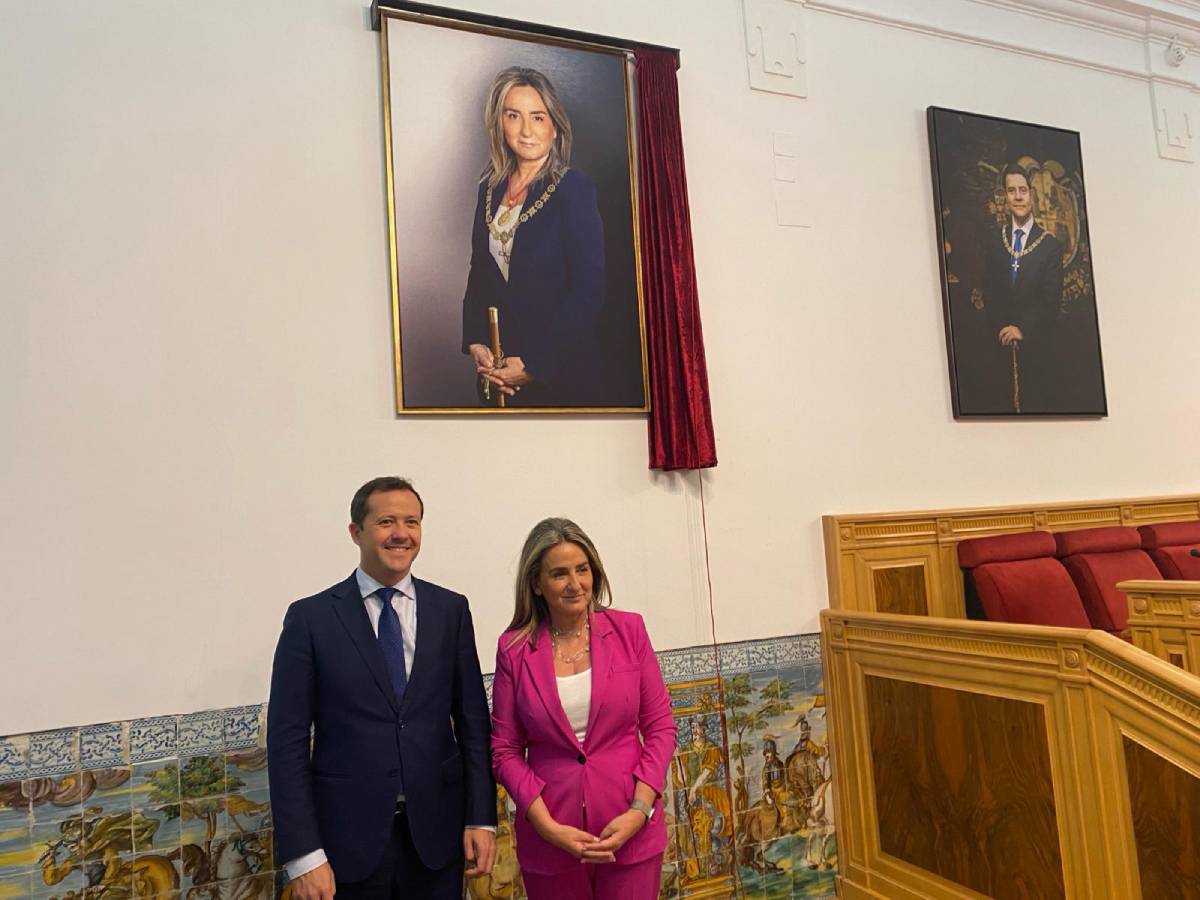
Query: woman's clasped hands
[[533, 809, 647, 864]]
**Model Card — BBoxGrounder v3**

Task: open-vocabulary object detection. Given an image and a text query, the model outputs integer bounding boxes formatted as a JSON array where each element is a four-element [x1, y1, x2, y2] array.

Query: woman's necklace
[[484, 177, 558, 245], [551, 618, 590, 664], [496, 178, 529, 227]]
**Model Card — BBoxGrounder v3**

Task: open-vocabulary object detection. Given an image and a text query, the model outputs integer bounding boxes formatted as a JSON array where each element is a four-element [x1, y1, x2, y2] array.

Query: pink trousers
[[521, 852, 664, 900]]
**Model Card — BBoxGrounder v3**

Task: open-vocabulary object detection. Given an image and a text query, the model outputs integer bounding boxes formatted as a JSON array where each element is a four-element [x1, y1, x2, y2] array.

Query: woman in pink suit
[[491, 518, 675, 899]]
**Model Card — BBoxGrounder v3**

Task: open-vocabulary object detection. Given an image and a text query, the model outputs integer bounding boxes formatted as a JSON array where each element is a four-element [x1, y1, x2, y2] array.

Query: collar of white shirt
[[1010, 216, 1035, 242], [355, 567, 415, 603]]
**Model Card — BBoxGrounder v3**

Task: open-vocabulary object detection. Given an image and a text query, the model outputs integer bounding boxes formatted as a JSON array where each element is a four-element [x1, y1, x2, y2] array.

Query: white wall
[[2, 0, 1198, 735]]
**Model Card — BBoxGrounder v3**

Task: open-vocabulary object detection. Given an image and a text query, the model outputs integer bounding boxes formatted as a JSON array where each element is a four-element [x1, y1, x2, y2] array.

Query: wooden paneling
[[872, 564, 928, 615], [824, 494, 1200, 616], [865, 676, 1064, 899], [1123, 580, 1200, 678], [1124, 737, 1200, 900], [823, 609, 1200, 899]]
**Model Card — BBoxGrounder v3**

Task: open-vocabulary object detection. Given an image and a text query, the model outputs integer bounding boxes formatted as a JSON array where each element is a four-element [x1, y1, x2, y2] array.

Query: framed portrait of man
[[379, 6, 650, 414], [927, 107, 1107, 418]]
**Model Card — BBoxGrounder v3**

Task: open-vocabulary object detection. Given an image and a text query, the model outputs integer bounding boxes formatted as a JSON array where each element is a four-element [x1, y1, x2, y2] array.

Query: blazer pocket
[[440, 752, 464, 784]]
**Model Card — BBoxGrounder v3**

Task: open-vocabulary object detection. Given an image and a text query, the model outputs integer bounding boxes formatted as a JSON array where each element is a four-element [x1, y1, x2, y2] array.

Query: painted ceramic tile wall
[[0, 638, 833, 900]]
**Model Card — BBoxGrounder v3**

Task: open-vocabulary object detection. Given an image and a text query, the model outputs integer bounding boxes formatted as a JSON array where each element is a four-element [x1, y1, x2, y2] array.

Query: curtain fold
[[634, 47, 718, 471]]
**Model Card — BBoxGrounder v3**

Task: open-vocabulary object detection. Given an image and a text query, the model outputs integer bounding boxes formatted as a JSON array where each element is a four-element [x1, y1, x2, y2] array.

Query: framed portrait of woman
[[928, 107, 1107, 418], [378, 5, 651, 414]]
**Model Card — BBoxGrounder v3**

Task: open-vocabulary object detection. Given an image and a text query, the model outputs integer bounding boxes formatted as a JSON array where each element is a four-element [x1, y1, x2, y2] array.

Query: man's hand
[[581, 810, 646, 862], [998, 325, 1024, 346], [289, 863, 335, 900], [463, 828, 496, 878]]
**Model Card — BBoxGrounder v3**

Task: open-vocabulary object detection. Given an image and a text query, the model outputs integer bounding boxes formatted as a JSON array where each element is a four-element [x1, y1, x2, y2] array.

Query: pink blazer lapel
[[523, 625, 581, 748], [584, 611, 614, 743]]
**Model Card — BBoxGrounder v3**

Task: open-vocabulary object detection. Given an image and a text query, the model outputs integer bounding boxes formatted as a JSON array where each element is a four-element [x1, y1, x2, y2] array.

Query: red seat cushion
[[1138, 521, 1200, 550], [1060, 550, 1162, 633], [1054, 526, 1141, 556], [958, 531, 1056, 569], [1147, 546, 1200, 579], [972, 559, 1090, 628]]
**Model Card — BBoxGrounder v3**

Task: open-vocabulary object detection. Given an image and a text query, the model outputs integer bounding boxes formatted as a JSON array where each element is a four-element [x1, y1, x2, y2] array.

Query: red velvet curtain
[[634, 47, 717, 471]]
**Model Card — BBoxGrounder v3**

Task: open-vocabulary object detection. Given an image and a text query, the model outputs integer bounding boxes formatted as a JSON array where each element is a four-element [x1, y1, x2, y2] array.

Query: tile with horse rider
[[724, 653, 835, 899]]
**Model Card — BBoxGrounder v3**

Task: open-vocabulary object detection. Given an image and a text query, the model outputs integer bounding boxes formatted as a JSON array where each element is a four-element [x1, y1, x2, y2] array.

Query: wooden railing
[[1122, 579, 1200, 678], [822, 609, 1200, 899]]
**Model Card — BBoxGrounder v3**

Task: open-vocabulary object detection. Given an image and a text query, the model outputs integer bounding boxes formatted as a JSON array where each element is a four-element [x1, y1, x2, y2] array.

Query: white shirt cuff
[[285, 848, 328, 881], [466, 825, 496, 832]]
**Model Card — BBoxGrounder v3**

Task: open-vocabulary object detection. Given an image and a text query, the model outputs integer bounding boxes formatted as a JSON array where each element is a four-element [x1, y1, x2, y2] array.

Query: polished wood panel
[[823, 609, 1200, 899], [824, 494, 1200, 616], [1124, 737, 1200, 900], [872, 564, 928, 615], [1123, 580, 1200, 678], [865, 676, 1064, 898]]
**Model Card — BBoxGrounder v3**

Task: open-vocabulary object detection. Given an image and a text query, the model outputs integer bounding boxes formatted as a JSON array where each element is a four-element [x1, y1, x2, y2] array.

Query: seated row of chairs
[[957, 521, 1200, 634]]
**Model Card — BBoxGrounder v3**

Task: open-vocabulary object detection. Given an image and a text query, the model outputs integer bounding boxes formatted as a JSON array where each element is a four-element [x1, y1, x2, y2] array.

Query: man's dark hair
[[350, 476, 424, 526], [1000, 162, 1031, 188]]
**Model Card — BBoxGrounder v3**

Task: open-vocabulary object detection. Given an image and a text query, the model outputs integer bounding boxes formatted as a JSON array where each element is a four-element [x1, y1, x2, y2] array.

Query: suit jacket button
[[398, 720, 406, 729], [576, 753, 586, 764]]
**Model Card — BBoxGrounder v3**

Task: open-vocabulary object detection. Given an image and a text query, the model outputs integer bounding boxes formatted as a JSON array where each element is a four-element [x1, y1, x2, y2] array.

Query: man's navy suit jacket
[[267, 573, 496, 881]]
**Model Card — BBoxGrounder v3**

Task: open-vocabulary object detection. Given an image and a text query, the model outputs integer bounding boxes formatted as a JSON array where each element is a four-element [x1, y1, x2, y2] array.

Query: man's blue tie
[[1011, 228, 1025, 285], [376, 587, 408, 704]]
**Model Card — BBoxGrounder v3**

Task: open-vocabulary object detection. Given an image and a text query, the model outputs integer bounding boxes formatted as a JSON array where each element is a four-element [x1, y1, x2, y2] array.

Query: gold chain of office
[[484, 180, 558, 245], [1002, 225, 1050, 259]]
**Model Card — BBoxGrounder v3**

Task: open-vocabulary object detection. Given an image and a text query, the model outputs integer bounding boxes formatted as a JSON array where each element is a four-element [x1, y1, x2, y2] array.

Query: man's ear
[[349, 522, 362, 546]]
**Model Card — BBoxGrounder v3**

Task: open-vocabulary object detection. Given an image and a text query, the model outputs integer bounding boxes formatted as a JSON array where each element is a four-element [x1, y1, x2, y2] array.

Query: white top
[[489, 201, 520, 281], [556, 669, 592, 743]]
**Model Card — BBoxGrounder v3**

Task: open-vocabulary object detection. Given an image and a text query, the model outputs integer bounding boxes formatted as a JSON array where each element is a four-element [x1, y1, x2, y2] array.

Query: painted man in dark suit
[[268, 477, 496, 900], [973, 163, 1063, 413]]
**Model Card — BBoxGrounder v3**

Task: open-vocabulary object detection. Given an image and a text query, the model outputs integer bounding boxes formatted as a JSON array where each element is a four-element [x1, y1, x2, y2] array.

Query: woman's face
[[501, 84, 556, 165], [534, 541, 593, 622]]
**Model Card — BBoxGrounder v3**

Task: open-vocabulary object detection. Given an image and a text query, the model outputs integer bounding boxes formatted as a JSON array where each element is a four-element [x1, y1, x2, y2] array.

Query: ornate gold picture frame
[[378, 5, 650, 414]]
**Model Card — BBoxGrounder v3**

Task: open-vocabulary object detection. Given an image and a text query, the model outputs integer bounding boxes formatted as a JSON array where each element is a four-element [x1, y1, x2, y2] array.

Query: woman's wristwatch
[[629, 798, 654, 821]]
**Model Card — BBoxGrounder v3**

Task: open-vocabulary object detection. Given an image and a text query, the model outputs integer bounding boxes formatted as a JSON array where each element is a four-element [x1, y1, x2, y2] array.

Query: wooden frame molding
[[823, 494, 1200, 618], [822, 609, 1200, 899], [1123, 579, 1200, 677]]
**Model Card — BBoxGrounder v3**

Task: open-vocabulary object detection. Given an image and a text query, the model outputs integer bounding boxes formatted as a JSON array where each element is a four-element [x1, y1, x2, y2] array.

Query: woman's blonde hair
[[507, 517, 611, 647], [482, 66, 573, 189]]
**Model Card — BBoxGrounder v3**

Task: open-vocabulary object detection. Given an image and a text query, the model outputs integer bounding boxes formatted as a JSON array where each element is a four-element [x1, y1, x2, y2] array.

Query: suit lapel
[[329, 573, 399, 715], [584, 611, 613, 744], [524, 626, 581, 748], [405, 578, 443, 709]]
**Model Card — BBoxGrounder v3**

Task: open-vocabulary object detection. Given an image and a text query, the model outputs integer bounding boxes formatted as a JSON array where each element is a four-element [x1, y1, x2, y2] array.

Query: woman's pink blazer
[[491, 609, 676, 875]]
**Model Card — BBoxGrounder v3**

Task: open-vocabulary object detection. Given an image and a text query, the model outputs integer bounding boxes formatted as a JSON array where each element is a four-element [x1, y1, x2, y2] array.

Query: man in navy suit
[[268, 476, 496, 900]]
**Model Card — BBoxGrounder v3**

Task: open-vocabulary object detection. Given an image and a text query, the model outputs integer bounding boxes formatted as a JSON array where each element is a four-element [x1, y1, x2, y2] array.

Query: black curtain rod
[[370, 0, 681, 68]]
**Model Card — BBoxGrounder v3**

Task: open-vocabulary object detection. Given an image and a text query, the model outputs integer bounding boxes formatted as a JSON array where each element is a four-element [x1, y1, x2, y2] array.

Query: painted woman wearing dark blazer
[[461, 67, 606, 407], [491, 518, 675, 899]]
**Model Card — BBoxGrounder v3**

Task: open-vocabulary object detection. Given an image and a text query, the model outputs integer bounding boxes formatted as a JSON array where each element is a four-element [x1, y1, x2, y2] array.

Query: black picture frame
[[928, 106, 1107, 418]]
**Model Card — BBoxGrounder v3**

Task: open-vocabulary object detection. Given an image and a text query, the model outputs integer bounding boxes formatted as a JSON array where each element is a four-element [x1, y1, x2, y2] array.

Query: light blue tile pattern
[[80, 722, 126, 768], [178, 711, 224, 754], [224, 706, 261, 750], [27, 729, 78, 777], [0, 735, 29, 781], [129, 716, 177, 762]]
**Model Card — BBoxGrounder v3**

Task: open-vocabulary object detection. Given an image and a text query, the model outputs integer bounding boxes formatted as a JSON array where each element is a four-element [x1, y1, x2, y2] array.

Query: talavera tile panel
[[0, 632, 835, 900]]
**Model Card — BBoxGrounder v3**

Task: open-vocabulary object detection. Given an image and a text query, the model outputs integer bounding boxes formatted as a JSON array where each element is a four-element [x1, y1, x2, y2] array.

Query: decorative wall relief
[[743, 0, 807, 98]]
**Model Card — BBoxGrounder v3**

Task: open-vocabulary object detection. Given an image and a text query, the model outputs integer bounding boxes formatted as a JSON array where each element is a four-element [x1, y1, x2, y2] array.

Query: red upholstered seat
[[1054, 527, 1162, 633], [1139, 522, 1200, 579], [957, 532, 1090, 628]]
